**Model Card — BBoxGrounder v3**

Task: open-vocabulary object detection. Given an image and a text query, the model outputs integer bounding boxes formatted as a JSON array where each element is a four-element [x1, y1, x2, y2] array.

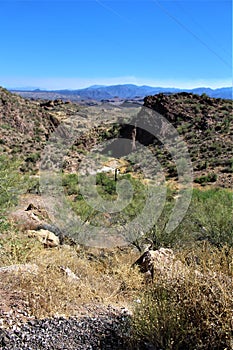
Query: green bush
[[62, 173, 79, 195], [96, 172, 117, 196], [0, 155, 29, 234], [144, 188, 232, 249], [194, 173, 217, 184], [25, 152, 40, 163], [65, 172, 148, 229], [186, 188, 233, 247], [0, 155, 24, 212]]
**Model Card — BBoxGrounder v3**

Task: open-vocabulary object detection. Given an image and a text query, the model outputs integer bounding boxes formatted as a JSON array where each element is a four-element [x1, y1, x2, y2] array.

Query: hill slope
[[0, 87, 232, 187], [143, 92, 233, 187], [100, 92, 232, 187], [0, 87, 80, 171]]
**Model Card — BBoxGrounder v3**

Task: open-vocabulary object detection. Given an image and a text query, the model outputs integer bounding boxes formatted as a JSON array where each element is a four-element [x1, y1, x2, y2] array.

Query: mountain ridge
[[10, 84, 232, 101]]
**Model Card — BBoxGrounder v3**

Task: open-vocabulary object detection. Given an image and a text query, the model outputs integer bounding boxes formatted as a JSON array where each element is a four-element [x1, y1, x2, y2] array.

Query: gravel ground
[[0, 306, 132, 350]]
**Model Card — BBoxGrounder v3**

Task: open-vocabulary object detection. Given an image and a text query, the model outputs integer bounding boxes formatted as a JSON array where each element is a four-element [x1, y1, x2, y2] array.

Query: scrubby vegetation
[[62, 171, 233, 249], [130, 245, 233, 350], [0, 155, 232, 349], [0, 88, 232, 349]]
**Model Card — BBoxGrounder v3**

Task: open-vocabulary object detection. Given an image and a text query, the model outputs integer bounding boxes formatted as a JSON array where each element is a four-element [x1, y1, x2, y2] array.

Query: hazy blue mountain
[[8, 86, 43, 91], [11, 84, 232, 100], [54, 85, 232, 100], [186, 87, 232, 99], [210, 87, 232, 99], [54, 84, 180, 99]]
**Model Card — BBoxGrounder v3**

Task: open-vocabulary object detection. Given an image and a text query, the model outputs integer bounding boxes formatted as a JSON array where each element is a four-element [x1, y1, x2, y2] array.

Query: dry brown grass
[[130, 243, 233, 350], [0, 232, 143, 318], [1, 232, 232, 349]]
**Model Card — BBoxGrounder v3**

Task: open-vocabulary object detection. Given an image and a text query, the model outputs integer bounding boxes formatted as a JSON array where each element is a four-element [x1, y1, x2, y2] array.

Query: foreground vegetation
[[0, 155, 232, 349], [130, 244, 232, 350]]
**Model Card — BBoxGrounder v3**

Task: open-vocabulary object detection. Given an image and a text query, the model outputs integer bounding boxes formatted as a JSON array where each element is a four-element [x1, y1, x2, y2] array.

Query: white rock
[[27, 229, 60, 248], [60, 266, 80, 283]]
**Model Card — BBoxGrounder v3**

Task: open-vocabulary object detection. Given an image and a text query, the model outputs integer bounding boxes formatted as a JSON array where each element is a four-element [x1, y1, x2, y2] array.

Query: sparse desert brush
[[1, 243, 143, 319], [0, 155, 25, 211], [0, 230, 43, 266], [129, 244, 233, 350]]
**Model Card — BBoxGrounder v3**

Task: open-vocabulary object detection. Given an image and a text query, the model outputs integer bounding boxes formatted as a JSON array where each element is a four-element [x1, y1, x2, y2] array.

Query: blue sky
[[0, 0, 232, 89]]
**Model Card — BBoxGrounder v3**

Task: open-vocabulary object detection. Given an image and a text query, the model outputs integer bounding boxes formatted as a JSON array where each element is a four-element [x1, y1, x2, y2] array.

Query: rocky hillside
[[0, 88, 232, 350], [0, 87, 125, 173], [0, 87, 232, 187], [142, 92, 232, 187], [0, 87, 100, 172], [0, 87, 70, 170]]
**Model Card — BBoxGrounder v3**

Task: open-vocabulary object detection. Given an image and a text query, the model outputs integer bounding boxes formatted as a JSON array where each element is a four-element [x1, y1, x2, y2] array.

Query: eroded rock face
[[27, 229, 60, 248]]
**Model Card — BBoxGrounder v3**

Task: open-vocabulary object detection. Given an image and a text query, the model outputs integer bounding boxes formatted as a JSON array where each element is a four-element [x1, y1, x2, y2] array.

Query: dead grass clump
[[130, 245, 233, 350], [0, 230, 43, 266]]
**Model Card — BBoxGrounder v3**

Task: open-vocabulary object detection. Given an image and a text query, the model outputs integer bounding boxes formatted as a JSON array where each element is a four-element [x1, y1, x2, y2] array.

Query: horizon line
[[2, 76, 232, 91], [6, 83, 232, 91]]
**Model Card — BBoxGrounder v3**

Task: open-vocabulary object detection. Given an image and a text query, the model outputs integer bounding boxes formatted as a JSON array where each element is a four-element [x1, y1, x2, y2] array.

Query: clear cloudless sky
[[0, 0, 232, 89]]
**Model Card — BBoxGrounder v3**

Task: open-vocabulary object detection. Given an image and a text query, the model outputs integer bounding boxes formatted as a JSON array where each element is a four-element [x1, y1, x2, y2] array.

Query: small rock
[[60, 266, 80, 282], [27, 229, 60, 248]]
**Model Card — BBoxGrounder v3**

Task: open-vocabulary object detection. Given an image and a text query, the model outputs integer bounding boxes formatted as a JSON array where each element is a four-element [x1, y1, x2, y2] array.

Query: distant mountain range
[[10, 84, 232, 100]]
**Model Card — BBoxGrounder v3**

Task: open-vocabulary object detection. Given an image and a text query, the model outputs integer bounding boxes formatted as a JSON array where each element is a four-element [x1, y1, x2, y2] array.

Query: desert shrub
[[221, 166, 233, 173], [0, 231, 42, 266], [186, 188, 233, 247], [62, 173, 79, 195], [195, 160, 208, 170], [167, 164, 177, 177], [220, 158, 233, 173], [0, 155, 35, 235], [143, 188, 232, 249], [194, 172, 217, 184], [0, 155, 25, 213], [67, 172, 148, 227], [98, 123, 120, 141], [200, 92, 208, 99], [96, 172, 117, 196], [1, 123, 12, 130], [142, 188, 177, 249]]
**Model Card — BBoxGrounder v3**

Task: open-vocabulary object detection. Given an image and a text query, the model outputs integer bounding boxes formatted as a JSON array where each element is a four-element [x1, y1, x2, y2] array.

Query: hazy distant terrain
[[11, 84, 232, 102]]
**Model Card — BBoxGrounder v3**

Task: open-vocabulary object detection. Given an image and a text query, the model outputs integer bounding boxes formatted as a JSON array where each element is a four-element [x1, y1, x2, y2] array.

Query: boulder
[[132, 247, 187, 282], [27, 229, 60, 248]]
